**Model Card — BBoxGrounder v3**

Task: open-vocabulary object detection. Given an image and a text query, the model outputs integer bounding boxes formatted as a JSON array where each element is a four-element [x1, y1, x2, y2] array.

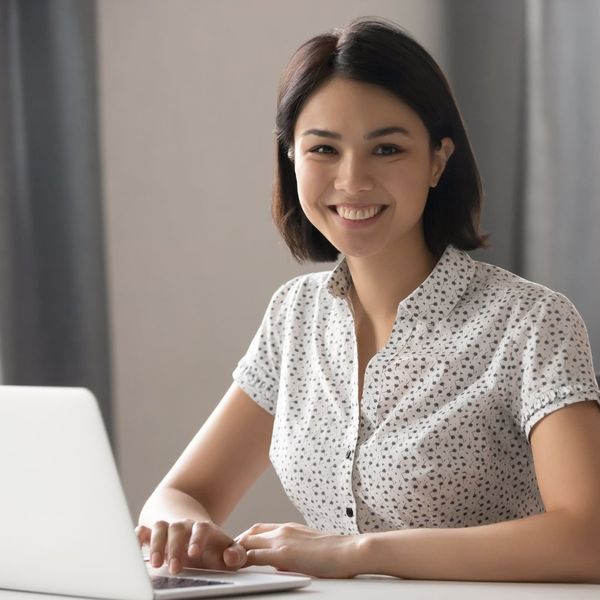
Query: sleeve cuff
[[232, 362, 277, 416], [522, 384, 600, 441]]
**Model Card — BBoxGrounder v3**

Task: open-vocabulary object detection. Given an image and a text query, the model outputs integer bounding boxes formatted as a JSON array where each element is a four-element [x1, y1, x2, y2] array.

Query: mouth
[[329, 204, 388, 222]]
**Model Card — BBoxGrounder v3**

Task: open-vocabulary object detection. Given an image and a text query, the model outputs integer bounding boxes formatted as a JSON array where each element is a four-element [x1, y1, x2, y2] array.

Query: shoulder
[[265, 269, 336, 316], [468, 256, 579, 323]]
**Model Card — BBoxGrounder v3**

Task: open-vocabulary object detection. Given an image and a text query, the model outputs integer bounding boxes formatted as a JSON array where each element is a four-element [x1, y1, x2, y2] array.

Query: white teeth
[[336, 205, 384, 221]]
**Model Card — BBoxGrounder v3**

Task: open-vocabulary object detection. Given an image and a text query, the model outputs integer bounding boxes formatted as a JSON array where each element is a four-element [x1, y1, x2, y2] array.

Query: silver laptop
[[0, 386, 311, 599]]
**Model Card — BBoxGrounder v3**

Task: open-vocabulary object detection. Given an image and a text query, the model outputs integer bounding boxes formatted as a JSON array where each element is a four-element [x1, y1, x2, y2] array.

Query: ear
[[430, 137, 455, 188]]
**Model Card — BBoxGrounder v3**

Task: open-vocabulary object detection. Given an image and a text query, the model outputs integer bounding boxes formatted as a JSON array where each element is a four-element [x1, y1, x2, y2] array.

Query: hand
[[235, 522, 361, 578], [136, 519, 247, 575]]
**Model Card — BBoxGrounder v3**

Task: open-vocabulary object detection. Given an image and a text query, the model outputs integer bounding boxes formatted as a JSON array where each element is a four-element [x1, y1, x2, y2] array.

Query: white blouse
[[232, 244, 600, 534]]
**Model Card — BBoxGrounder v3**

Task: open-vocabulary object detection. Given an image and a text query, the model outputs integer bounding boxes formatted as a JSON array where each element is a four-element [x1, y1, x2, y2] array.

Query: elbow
[[568, 516, 600, 583], [581, 539, 600, 583], [577, 563, 600, 585], [541, 509, 600, 583]]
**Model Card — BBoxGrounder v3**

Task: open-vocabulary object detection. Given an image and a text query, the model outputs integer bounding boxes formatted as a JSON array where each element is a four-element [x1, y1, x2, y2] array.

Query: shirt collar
[[325, 244, 476, 325]]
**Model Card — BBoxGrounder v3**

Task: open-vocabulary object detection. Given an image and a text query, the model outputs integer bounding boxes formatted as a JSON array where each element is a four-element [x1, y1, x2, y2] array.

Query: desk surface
[[1, 567, 599, 600]]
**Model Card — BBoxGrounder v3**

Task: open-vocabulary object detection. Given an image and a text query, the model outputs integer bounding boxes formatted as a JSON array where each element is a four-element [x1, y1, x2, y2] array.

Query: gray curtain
[[523, 0, 600, 364], [0, 0, 113, 438], [447, 0, 600, 367], [446, 0, 526, 274]]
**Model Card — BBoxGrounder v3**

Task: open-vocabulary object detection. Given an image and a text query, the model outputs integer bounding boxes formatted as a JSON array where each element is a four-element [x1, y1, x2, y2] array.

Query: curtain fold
[[447, 0, 599, 365], [0, 0, 113, 439], [524, 0, 600, 363], [445, 0, 525, 272]]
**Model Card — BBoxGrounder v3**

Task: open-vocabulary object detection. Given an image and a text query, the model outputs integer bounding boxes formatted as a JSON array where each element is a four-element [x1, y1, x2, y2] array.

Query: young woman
[[136, 17, 600, 582]]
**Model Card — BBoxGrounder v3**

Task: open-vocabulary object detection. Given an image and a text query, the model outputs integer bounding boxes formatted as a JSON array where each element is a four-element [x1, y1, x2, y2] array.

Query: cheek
[[383, 158, 431, 191], [296, 164, 329, 211]]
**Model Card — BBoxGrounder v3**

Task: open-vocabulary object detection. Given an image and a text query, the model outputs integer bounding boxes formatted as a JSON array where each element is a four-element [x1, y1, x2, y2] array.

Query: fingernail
[[235, 546, 246, 563], [224, 547, 240, 566], [151, 552, 161, 567], [169, 558, 180, 574]]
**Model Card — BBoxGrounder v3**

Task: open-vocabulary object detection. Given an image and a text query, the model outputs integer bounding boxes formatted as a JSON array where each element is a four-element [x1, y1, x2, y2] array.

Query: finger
[[244, 548, 281, 568], [188, 521, 237, 558], [187, 521, 213, 558], [248, 523, 283, 534], [187, 522, 244, 571], [135, 525, 151, 547], [166, 522, 191, 574], [149, 521, 169, 568], [236, 532, 281, 558], [223, 543, 247, 568], [234, 523, 281, 544]]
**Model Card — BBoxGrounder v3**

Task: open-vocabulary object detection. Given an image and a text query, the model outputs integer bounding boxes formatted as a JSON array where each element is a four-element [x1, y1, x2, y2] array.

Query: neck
[[346, 233, 439, 326]]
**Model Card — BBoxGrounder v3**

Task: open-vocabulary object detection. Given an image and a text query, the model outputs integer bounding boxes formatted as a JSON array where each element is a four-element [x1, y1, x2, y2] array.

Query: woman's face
[[291, 76, 454, 259]]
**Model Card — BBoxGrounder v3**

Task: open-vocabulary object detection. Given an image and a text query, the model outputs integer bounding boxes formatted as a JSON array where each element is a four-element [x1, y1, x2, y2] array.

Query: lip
[[328, 203, 387, 210], [329, 204, 388, 229]]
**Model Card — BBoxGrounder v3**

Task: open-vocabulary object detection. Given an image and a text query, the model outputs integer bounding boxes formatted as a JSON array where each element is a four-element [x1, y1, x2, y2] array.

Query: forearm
[[355, 509, 600, 583], [138, 486, 215, 527]]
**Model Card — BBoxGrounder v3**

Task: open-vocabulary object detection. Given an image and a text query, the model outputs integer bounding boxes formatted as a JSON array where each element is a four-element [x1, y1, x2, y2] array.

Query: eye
[[308, 145, 336, 154], [374, 145, 403, 156], [307, 145, 404, 156]]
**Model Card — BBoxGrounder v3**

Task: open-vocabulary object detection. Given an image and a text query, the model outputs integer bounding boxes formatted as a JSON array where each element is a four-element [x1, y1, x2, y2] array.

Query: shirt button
[[345, 450, 352, 459], [346, 507, 354, 517]]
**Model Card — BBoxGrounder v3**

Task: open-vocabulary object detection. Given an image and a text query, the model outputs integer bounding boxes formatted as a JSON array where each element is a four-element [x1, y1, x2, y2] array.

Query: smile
[[329, 204, 388, 228], [335, 205, 385, 220]]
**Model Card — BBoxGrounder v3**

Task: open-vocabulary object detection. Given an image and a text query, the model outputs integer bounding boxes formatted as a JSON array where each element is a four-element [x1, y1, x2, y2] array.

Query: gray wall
[[96, 0, 447, 535]]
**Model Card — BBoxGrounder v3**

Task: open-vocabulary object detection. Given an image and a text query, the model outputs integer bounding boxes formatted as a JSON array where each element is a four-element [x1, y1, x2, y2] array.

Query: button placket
[[339, 294, 359, 532], [342, 429, 359, 530], [374, 313, 416, 424], [362, 353, 383, 426]]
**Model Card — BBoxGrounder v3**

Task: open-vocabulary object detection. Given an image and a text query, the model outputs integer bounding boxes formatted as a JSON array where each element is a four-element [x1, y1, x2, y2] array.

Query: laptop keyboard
[[151, 575, 233, 589]]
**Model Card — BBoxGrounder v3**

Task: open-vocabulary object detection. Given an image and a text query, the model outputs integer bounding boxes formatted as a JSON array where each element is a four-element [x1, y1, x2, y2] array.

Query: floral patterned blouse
[[232, 244, 600, 534]]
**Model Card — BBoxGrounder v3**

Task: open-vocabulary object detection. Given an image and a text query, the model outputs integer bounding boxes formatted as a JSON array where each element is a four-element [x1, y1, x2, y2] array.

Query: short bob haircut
[[272, 16, 489, 262]]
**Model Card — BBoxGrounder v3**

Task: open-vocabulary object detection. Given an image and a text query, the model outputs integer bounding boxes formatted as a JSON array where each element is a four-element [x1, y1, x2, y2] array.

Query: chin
[[336, 244, 387, 259]]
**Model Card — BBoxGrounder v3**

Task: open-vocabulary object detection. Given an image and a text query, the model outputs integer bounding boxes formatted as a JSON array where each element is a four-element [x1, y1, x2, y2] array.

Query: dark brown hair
[[272, 16, 489, 262]]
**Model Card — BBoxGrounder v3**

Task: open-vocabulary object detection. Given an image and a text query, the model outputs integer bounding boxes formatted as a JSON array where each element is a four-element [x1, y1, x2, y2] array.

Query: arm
[[233, 400, 600, 581], [355, 400, 600, 583], [137, 382, 274, 573], [139, 381, 273, 528]]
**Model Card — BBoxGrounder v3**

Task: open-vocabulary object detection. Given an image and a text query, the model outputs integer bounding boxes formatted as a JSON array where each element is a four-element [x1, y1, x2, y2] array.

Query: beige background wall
[[96, 0, 447, 537]]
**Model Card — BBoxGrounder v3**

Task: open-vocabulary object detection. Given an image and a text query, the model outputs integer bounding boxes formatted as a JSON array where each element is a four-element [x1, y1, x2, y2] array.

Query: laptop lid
[[0, 386, 310, 600], [0, 386, 155, 600]]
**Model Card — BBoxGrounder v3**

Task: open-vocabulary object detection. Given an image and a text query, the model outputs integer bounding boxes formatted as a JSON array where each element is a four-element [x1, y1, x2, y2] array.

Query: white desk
[[1, 566, 599, 600]]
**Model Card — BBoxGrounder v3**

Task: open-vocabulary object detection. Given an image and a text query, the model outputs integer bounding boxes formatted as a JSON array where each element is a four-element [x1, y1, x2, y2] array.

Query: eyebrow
[[300, 126, 412, 140]]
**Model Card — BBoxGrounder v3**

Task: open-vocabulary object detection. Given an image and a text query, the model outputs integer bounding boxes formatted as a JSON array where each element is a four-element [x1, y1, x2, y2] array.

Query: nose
[[333, 153, 374, 195]]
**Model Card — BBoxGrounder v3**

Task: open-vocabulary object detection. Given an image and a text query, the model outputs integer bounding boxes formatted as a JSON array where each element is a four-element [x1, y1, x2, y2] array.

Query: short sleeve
[[518, 291, 600, 441], [232, 277, 300, 415]]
